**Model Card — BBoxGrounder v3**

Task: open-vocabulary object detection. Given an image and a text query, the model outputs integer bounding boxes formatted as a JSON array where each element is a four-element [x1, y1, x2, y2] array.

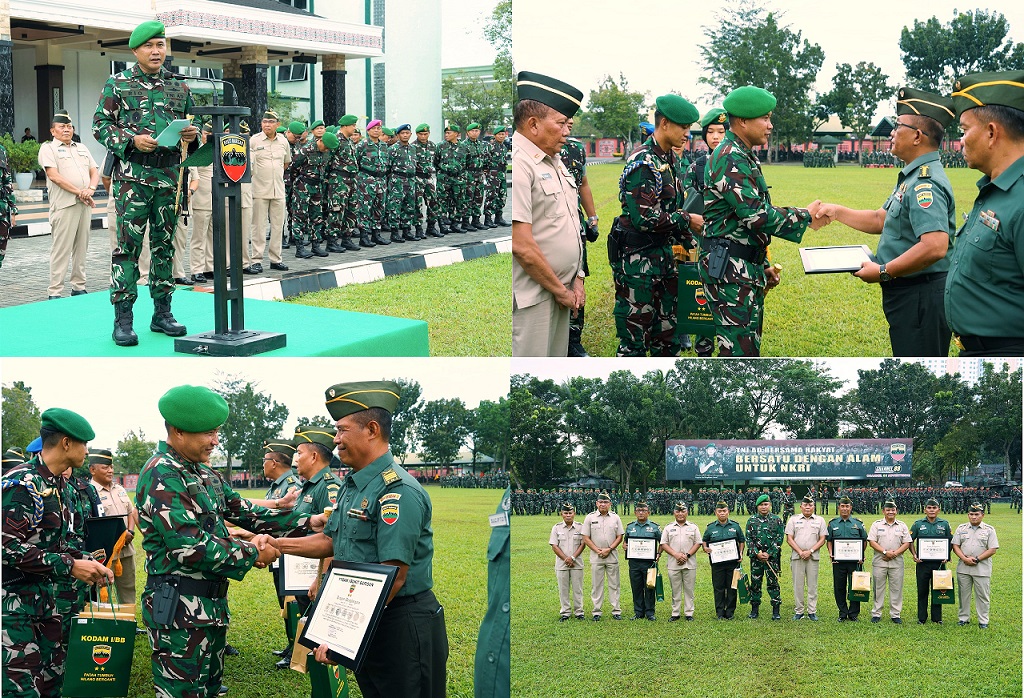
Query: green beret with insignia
[[925, 497, 940, 507], [968, 502, 984, 512], [596, 492, 611, 502], [415, 123, 430, 133], [700, 107, 728, 131], [159, 385, 229, 433], [723, 85, 777, 119], [466, 122, 481, 131], [52, 110, 73, 126], [883, 500, 897, 509], [716, 500, 729, 510], [262, 110, 279, 122], [40, 407, 95, 442], [293, 427, 336, 450], [88, 448, 113, 468], [338, 114, 358, 126], [952, 70, 1024, 116], [324, 380, 402, 421], [320, 131, 340, 149], [381, 127, 395, 137], [655, 94, 699, 126], [310, 120, 325, 130], [896, 87, 955, 128], [839, 496, 853, 505], [128, 20, 165, 50], [756, 494, 771, 506], [516, 71, 584, 118], [288, 121, 307, 135], [263, 438, 296, 462], [444, 123, 461, 133]]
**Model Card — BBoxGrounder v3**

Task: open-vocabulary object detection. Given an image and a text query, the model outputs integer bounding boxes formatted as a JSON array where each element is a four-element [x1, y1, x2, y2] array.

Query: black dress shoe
[[48, 295, 61, 300], [71, 289, 88, 296], [250, 263, 263, 273], [224, 644, 240, 656], [275, 658, 291, 670], [192, 273, 208, 283], [242, 266, 259, 275], [272, 647, 291, 658], [175, 276, 194, 286], [269, 262, 289, 271], [558, 616, 569, 623]]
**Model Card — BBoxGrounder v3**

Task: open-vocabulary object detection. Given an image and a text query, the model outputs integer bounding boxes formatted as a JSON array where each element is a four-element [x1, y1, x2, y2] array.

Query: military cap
[[723, 85, 777, 119], [883, 500, 897, 509], [288, 121, 307, 135], [310, 119, 325, 130], [40, 407, 95, 442], [597, 492, 611, 502], [635, 501, 649, 509], [700, 108, 728, 131], [27, 437, 42, 454], [128, 20, 165, 50], [159, 385, 229, 433], [415, 123, 430, 133], [444, 123, 461, 133], [320, 131, 340, 150], [839, 496, 853, 505], [560, 503, 575, 512], [276, 125, 287, 133], [238, 120, 250, 134], [639, 121, 654, 136], [674, 501, 688, 511], [338, 114, 358, 126], [324, 380, 401, 421], [925, 497, 940, 507], [263, 438, 296, 461], [293, 427, 336, 450], [756, 494, 771, 506], [896, 87, 955, 128], [968, 502, 984, 512], [88, 448, 114, 468], [396, 123, 411, 133], [952, 71, 1024, 115], [2, 447, 26, 473], [52, 110, 73, 125], [516, 71, 584, 118], [654, 94, 699, 126], [801, 495, 814, 504], [201, 122, 213, 133], [715, 500, 729, 510], [262, 110, 280, 121], [367, 119, 382, 130], [466, 122, 482, 131]]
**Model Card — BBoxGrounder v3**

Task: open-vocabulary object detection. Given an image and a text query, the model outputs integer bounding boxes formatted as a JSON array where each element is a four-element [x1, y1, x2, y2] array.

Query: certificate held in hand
[[708, 539, 739, 564]]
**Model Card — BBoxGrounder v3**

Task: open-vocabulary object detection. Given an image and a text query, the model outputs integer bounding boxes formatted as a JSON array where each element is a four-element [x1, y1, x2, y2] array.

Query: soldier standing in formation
[[659, 501, 701, 621], [323, 115, 363, 254], [485, 127, 510, 229], [436, 124, 467, 234], [249, 110, 293, 272], [412, 124, 441, 237], [910, 497, 953, 625], [282, 121, 308, 249], [355, 120, 391, 248], [745, 493, 784, 620], [386, 124, 419, 243], [290, 130, 341, 258], [460, 122, 488, 232]]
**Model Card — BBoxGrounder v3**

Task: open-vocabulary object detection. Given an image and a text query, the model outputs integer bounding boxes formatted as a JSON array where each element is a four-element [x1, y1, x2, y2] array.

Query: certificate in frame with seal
[[298, 560, 398, 672], [625, 538, 657, 560], [917, 538, 950, 561], [708, 539, 739, 564], [833, 539, 863, 562], [276, 553, 323, 596]]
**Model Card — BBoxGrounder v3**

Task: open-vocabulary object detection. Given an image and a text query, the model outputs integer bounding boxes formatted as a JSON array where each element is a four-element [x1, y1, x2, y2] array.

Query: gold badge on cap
[[329, 388, 336, 398]]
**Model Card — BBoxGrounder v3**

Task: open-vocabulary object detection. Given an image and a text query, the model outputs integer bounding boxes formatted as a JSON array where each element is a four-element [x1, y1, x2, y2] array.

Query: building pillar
[[35, 65, 64, 142], [0, 0, 12, 138], [238, 45, 268, 123], [321, 54, 346, 125]]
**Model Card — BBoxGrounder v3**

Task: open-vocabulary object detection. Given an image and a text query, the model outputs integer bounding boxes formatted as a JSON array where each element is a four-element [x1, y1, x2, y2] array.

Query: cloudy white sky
[[442, 0, 502, 69]]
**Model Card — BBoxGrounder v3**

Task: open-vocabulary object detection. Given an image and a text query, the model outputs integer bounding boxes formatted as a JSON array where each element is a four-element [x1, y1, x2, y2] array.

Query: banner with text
[[665, 439, 913, 481]]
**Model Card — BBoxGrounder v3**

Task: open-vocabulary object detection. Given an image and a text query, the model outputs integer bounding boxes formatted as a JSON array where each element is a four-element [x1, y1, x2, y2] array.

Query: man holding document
[[702, 500, 744, 620], [826, 496, 868, 622]]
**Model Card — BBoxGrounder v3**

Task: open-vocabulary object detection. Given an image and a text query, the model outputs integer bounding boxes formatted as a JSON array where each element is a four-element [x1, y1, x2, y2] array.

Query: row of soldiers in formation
[[438, 472, 510, 489], [281, 117, 509, 256], [802, 150, 836, 167], [832, 486, 999, 515]]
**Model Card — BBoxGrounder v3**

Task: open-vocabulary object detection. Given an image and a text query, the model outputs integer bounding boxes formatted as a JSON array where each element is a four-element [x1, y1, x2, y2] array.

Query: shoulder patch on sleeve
[[379, 492, 402, 504], [326, 483, 340, 505]]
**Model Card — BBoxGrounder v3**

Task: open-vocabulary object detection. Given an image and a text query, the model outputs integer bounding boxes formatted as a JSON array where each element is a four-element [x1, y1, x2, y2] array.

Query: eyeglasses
[[894, 122, 920, 133]]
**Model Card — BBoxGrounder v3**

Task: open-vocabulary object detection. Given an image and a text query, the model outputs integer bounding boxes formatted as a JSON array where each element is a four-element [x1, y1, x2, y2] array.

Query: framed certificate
[[799, 245, 873, 274], [298, 560, 397, 672], [833, 539, 862, 561], [276, 554, 323, 596], [918, 538, 950, 561], [626, 538, 657, 560], [708, 539, 739, 564]]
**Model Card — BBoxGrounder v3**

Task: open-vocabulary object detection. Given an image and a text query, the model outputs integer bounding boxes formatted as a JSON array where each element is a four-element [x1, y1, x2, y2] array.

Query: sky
[[441, 0, 502, 69], [1, 358, 510, 449], [512, 0, 1024, 121]]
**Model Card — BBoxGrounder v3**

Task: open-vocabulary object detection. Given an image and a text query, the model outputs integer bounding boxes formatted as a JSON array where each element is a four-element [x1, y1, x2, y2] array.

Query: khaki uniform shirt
[[38, 140, 97, 213], [952, 522, 998, 577], [785, 513, 827, 561], [511, 135, 582, 309], [867, 518, 912, 568], [90, 479, 136, 558], [549, 520, 584, 570], [581, 511, 624, 564], [189, 165, 213, 211], [249, 132, 291, 199], [661, 520, 701, 570]]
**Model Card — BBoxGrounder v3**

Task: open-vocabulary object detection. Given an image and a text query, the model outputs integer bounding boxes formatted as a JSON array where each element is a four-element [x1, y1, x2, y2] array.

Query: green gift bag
[[932, 569, 956, 605], [307, 653, 350, 698], [676, 261, 716, 337], [283, 598, 301, 643], [848, 566, 871, 603], [654, 568, 665, 603], [62, 586, 136, 698], [736, 569, 750, 604]]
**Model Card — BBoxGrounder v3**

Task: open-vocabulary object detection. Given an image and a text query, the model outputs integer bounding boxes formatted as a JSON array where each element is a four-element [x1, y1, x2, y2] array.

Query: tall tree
[[509, 374, 570, 488], [845, 360, 940, 447], [483, 0, 512, 99], [971, 363, 1023, 480], [587, 74, 647, 148], [389, 377, 424, 464], [470, 397, 510, 470], [823, 62, 892, 163], [417, 398, 470, 469], [442, 75, 506, 134], [213, 375, 289, 481], [115, 428, 158, 474], [1, 381, 40, 453]]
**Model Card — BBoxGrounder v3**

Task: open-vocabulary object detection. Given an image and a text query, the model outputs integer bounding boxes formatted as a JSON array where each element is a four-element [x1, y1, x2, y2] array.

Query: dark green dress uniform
[[745, 509, 784, 616], [624, 515, 661, 619], [474, 488, 510, 698], [265, 465, 301, 603], [826, 514, 867, 620], [702, 516, 744, 619], [911, 513, 952, 623]]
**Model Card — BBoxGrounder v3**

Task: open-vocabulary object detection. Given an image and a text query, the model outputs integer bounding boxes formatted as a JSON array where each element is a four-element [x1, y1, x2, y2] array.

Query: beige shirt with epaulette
[[952, 522, 998, 577], [188, 165, 214, 210], [581, 510, 624, 563], [549, 520, 584, 570], [90, 479, 136, 559], [867, 518, 912, 568], [249, 132, 292, 199], [785, 513, 827, 561], [661, 520, 701, 570], [38, 140, 97, 213]]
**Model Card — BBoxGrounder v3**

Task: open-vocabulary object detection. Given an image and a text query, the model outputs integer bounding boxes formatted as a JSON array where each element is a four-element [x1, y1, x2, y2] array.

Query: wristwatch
[[878, 264, 892, 282]]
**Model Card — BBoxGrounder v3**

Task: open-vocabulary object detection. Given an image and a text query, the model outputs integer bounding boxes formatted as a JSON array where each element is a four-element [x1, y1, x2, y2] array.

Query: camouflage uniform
[[435, 138, 467, 229], [611, 135, 693, 356], [745, 510, 784, 613], [324, 133, 360, 249], [699, 131, 811, 355], [356, 138, 390, 236], [93, 64, 193, 305], [561, 138, 590, 351], [0, 143, 15, 268], [290, 141, 331, 249], [485, 137, 508, 221], [283, 137, 305, 248], [55, 475, 103, 650], [387, 141, 418, 238], [680, 153, 716, 356], [411, 138, 439, 234], [2, 457, 85, 698], [136, 443, 311, 698], [460, 135, 486, 224]]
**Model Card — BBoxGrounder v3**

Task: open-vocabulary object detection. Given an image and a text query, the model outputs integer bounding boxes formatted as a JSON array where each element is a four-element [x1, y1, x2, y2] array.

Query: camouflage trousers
[[1, 217, 10, 268], [437, 171, 466, 221], [387, 174, 417, 230], [612, 246, 680, 356], [325, 175, 358, 240], [111, 180, 177, 304], [357, 172, 387, 231], [149, 625, 227, 698], [415, 175, 438, 225], [748, 557, 782, 604], [465, 169, 487, 218], [55, 578, 89, 648], [698, 253, 766, 356], [291, 190, 326, 244], [569, 242, 589, 337], [2, 586, 65, 698], [484, 169, 506, 216]]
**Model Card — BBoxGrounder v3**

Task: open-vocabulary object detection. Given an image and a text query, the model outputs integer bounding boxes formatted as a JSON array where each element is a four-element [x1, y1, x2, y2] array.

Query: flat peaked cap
[[896, 87, 955, 128], [952, 71, 1024, 115], [516, 71, 584, 118], [264, 438, 296, 460], [293, 427, 336, 449], [129, 21, 165, 50], [723, 86, 777, 119], [41, 408, 95, 442], [88, 448, 114, 467], [52, 110, 73, 125], [324, 381, 401, 421], [159, 385, 229, 433], [655, 94, 699, 126], [262, 110, 280, 121]]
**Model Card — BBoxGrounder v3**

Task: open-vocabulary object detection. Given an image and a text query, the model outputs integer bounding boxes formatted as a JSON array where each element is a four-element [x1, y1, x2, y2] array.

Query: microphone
[[167, 73, 239, 106]]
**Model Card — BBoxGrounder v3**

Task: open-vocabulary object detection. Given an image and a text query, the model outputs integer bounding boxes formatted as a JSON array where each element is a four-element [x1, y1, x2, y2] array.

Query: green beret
[[293, 427, 336, 450], [839, 496, 853, 505], [896, 87, 955, 129], [700, 108, 728, 131], [756, 494, 771, 506], [444, 123, 461, 133], [654, 94, 699, 126], [40, 408, 95, 442], [338, 114, 358, 126], [52, 110, 73, 126], [516, 71, 584, 118], [88, 448, 113, 468], [467, 122, 482, 131], [674, 501, 688, 511], [262, 110, 280, 122], [159, 385, 229, 433], [723, 85, 777, 119], [288, 121, 307, 135], [263, 438, 295, 461], [883, 500, 897, 509], [952, 71, 1024, 116], [381, 127, 395, 137], [925, 498, 940, 507], [324, 381, 401, 421], [309, 120, 325, 130], [320, 131, 340, 149], [415, 123, 430, 133], [596, 492, 611, 502], [276, 125, 287, 133], [968, 502, 984, 512], [715, 500, 729, 510], [128, 20, 165, 50]]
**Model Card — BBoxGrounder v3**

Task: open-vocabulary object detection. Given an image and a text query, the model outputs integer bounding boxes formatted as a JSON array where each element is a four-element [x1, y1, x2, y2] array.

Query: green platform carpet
[[0, 290, 429, 356]]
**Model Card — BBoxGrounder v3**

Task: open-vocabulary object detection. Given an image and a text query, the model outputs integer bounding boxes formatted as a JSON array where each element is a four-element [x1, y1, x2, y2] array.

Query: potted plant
[[0, 134, 41, 190]]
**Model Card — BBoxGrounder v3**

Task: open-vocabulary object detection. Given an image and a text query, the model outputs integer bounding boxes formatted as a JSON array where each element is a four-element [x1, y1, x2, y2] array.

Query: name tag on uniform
[[489, 512, 509, 527]]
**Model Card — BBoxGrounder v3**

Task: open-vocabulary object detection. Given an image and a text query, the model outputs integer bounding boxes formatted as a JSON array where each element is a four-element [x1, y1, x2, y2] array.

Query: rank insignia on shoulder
[[323, 472, 334, 481], [287, 476, 295, 484], [919, 165, 930, 178], [381, 469, 401, 486]]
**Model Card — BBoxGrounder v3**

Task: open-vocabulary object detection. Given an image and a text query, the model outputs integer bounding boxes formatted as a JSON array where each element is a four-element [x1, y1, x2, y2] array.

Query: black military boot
[[372, 230, 391, 245], [150, 296, 187, 337], [391, 229, 405, 243], [484, 213, 498, 228], [748, 603, 760, 619], [404, 227, 417, 242], [360, 232, 376, 248], [310, 240, 329, 257], [449, 218, 465, 233], [295, 240, 313, 259], [426, 220, 440, 236], [772, 602, 781, 621], [326, 237, 346, 253], [494, 213, 510, 227], [342, 235, 361, 251], [414, 224, 425, 239], [112, 301, 138, 346], [281, 232, 290, 249], [462, 217, 475, 232], [471, 215, 486, 230]]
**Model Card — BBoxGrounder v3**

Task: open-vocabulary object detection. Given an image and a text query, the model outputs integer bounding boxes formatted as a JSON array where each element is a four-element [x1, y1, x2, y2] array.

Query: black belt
[[359, 167, 383, 176], [701, 237, 767, 265], [147, 574, 229, 599], [388, 589, 434, 609], [956, 335, 1024, 352], [415, 172, 434, 177], [391, 171, 414, 178], [2, 566, 47, 588], [127, 149, 179, 169], [881, 271, 946, 288]]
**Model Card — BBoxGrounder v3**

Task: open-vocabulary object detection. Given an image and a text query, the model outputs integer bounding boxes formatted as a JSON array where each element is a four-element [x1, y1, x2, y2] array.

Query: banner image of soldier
[[745, 493, 784, 619]]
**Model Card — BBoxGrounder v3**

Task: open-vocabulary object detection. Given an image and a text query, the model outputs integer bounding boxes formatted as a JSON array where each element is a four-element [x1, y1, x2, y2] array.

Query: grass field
[[511, 505, 1022, 698], [582, 163, 982, 357], [286, 253, 512, 357], [116, 487, 503, 698]]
